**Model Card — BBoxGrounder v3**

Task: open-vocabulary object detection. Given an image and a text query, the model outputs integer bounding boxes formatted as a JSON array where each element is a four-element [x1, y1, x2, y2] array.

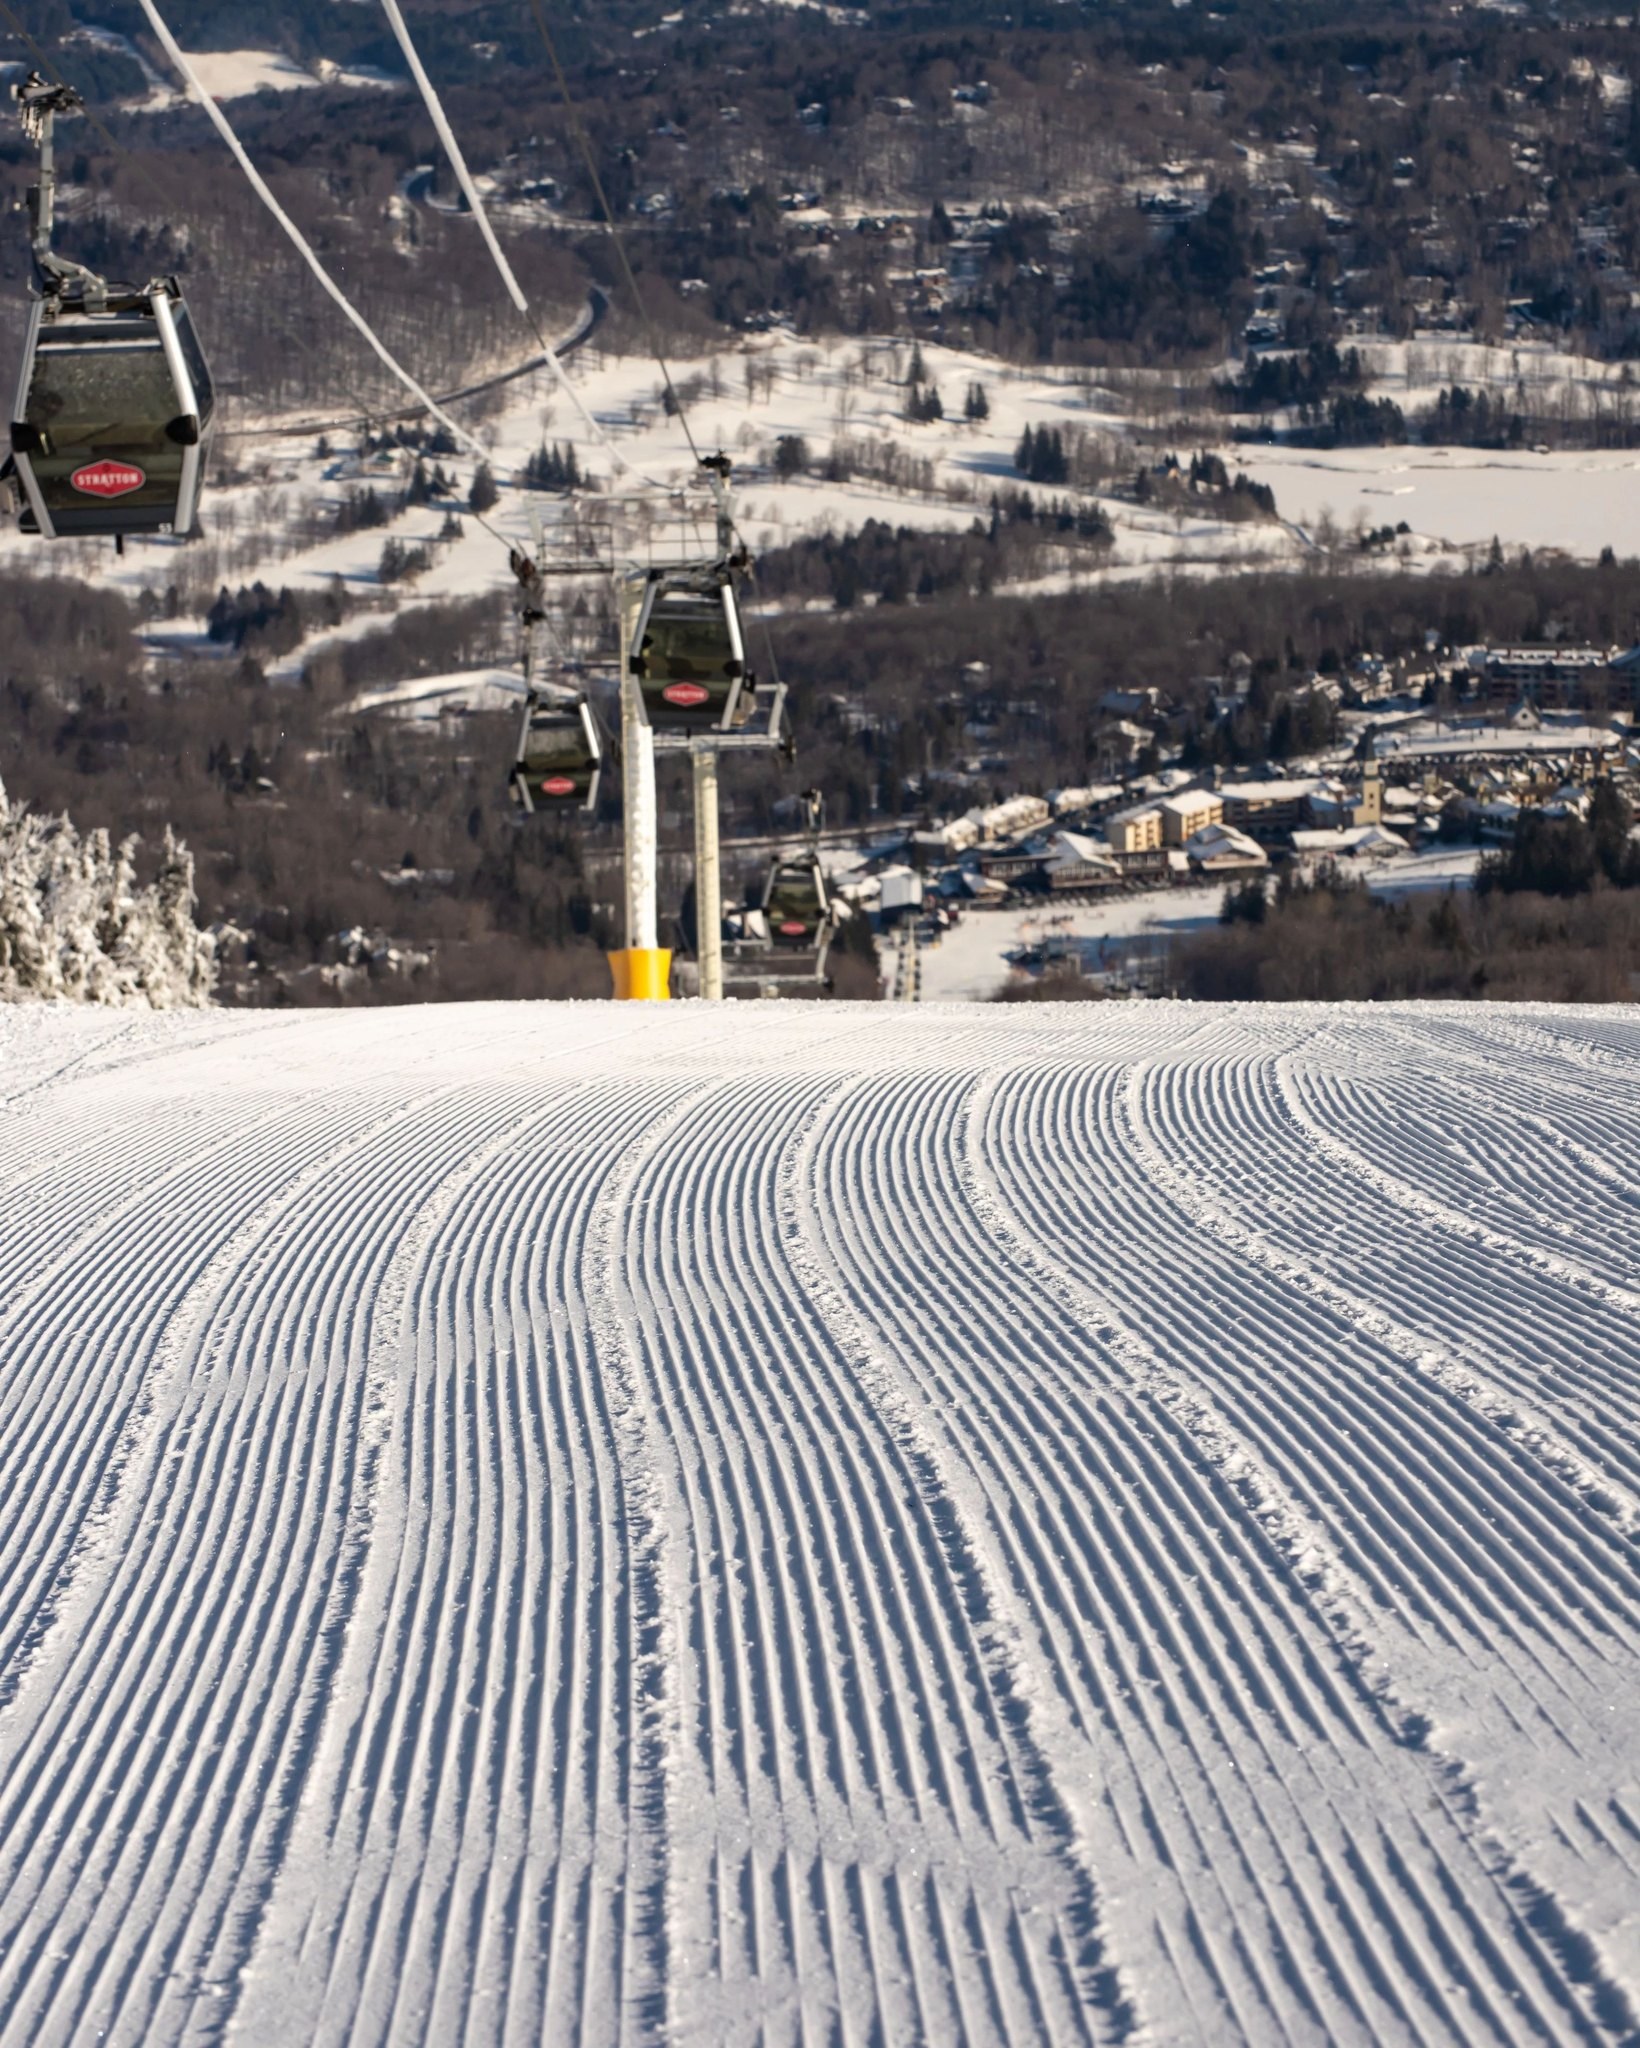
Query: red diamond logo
[[70, 460, 145, 499], [780, 920, 807, 936], [539, 775, 576, 797], [661, 681, 710, 708]]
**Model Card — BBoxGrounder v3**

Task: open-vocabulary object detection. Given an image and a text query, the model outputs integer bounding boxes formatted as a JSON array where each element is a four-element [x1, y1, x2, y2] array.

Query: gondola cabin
[[626, 568, 751, 732], [763, 853, 831, 950], [10, 283, 214, 539], [510, 691, 602, 814]]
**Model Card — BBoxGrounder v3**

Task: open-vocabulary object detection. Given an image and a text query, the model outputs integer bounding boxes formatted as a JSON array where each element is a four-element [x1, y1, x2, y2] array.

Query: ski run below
[[3, 998, 1640, 2048]]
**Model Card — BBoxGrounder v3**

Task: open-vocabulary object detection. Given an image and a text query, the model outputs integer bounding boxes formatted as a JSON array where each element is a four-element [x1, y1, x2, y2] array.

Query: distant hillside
[[3, 0, 1637, 415]]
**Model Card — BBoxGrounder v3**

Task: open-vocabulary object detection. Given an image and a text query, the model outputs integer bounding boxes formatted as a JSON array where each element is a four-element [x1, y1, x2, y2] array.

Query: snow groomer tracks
[[1, 1000, 1639, 2046]]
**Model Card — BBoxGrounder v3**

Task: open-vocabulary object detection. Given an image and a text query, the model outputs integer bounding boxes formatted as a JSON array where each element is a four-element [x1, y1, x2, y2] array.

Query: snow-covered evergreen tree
[[0, 781, 215, 1008]]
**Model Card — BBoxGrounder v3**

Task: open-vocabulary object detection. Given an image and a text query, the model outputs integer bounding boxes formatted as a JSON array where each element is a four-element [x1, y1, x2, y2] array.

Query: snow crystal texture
[[2, 999, 1639, 2046]]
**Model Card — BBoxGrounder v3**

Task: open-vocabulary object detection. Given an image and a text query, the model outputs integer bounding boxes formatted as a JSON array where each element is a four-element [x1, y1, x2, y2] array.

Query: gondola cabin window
[[170, 307, 215, 423], [642, 602, 739, 684], [28, 340, 179, 454]]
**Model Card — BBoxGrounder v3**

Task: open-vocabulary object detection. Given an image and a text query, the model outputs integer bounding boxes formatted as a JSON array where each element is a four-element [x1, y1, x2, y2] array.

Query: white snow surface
[[1230, 444, 1640, 559], [3, 999, 1640, 2045], [0, 334, 1312, 680], [179, 49, 324, 100], [342, 665, 525, 718]]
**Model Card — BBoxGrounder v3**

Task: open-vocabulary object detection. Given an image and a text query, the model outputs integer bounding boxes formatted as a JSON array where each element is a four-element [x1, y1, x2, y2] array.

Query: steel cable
[[133, 0, 494, 468]]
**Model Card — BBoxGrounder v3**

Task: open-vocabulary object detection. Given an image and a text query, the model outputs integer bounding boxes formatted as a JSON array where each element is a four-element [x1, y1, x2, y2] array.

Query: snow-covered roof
[[967, 794, 1052, 840], [1048, 783, 1123, 813], [1045, 830, 1119, 871], [1291, 825, 1411, 857], [1483, 644, 1610, 669], [1221, 778, 1326, 804], [1156, 788, 1223, 818], [1373, 727, 1620, 760], [343, 668, 524, 718], [1186, 821, 1268, 863]]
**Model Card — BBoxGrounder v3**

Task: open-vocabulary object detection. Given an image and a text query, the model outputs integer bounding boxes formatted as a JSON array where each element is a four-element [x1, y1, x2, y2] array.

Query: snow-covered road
[[3, 1001, 1640, 2046]]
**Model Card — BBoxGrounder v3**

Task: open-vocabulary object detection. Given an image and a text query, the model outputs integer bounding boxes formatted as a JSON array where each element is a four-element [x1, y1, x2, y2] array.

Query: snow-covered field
[[0, 327, 1312, 661], [69, 32, 401, 109], [916, 886, 1226, 1000], [1231, 444, 1640, 560], [3, 1000, 1640, 2045], [11, 307, 1640, 707]]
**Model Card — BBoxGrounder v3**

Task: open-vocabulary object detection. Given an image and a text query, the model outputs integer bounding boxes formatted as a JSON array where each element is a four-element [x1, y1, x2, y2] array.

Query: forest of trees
[[10, 451, 1640, 995], [767, 550, 1640, 804], [8, 541, 1640, 1002], [1172, 856, 1640, 1004], [1476, 781, 1640, 897], [757, 490, 1112, 611], [1159, 781, 1640, 1005]]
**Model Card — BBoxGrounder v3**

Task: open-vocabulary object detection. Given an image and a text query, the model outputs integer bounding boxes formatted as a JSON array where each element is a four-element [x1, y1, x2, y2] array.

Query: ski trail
[[971, 1020, 1640, 2033], [2, 1004, 1639, 2045], [807, 1055, 1573, 2045]]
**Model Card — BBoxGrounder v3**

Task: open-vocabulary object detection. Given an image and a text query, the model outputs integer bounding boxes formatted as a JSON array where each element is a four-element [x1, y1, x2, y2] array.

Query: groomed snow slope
[[3, 1001, 1640, 2046]]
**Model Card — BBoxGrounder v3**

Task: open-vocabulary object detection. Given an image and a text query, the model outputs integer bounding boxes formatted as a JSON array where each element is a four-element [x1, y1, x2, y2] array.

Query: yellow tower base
[[607, 947, 673, 1000]]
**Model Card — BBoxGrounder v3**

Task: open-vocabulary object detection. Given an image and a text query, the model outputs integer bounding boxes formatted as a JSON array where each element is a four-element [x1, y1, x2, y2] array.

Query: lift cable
[[0, 10, 575, 618], [0, 0, 575, 472], [0, 0, 757, 655], [525, 0, 795, 729], [522, 0, 703, 469], [134, 0, 496, 470], [375, 0, 634, 479]]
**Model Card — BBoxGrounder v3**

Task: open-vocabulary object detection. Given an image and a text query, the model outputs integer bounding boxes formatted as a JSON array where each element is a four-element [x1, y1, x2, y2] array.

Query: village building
[[1096, 687, 1166, 722], [1469, 645, 1613, 713], [1048, 783, 1125, 818], [1306, 766, 1383, 830], [1156, 787, 1225, 846], [977, 837, 1051, 885], [1044, 831, 1124, 891], [1093, 718, 1157, 771], [1184, 821, 1269, 877], [1219, 777, 1328, 844], [969, 794, 1052, 841], [1290, 824, 1411, 864], [1105, 803, 1164, 854]]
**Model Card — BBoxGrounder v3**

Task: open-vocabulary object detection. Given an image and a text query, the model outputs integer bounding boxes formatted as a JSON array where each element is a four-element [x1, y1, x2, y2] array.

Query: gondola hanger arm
[[12, 72, 105, 304]]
